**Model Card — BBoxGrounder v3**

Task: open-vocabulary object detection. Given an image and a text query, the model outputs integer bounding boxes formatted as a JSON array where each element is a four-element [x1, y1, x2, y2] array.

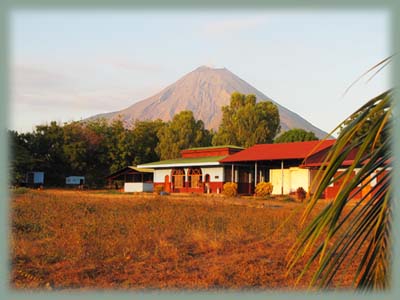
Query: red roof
[[220, 140, 336, 163]]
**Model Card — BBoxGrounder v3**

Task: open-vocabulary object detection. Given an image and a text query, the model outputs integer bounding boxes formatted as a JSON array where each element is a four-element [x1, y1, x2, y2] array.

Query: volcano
[[89, 65, 327, 138]]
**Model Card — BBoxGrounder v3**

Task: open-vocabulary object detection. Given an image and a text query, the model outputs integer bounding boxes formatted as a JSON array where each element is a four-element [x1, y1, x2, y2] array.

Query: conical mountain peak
[[88, 66, 327, 138]]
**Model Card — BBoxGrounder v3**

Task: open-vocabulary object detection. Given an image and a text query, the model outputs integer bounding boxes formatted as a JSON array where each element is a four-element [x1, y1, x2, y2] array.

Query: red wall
[[154, 181, 224, 194], [324, 171, 362, 200], [181, 147, 242, 158]]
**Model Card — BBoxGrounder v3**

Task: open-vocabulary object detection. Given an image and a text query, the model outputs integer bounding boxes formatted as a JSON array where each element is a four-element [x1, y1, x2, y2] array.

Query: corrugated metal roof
[[220, 140, 336, 163]]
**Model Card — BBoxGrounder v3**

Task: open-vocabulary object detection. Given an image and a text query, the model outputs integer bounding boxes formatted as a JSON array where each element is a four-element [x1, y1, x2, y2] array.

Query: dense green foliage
[[156, 111, 213, 160], [212, 92, 280, 147], [274, 128, 318, 143], [9, 119, 164, 187]]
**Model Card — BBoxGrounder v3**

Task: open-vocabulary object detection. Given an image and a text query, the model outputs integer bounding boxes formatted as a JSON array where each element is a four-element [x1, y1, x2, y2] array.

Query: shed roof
[[106, 166, 153, 180], [220, 140, 336, 163]]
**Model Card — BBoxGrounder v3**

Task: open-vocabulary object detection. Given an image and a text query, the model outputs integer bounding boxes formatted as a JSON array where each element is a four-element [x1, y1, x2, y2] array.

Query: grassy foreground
[[10, 189, 355, 291]]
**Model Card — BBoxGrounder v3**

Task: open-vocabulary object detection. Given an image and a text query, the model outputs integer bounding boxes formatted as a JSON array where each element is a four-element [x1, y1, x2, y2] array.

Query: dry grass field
[[10, 189, 358, 291]]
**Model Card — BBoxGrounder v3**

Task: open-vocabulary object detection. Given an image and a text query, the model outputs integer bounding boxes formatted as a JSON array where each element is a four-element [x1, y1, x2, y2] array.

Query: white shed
[[66, 176, 85, 185]]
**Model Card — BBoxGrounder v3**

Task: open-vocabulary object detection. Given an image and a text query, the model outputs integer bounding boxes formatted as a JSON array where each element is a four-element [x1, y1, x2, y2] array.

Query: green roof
[[105, 166, 154, 180], [139, 155, 227, 167], [127, 166, 153, 173], [184, 145, 244, 151]]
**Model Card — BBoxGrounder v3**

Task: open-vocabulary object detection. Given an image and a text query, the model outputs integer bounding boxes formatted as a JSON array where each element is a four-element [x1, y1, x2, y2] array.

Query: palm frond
[[288, 88, 392, 290]]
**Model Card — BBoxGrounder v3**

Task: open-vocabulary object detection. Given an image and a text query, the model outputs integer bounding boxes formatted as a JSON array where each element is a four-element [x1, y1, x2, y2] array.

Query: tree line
[[9, 92, 317, 187]]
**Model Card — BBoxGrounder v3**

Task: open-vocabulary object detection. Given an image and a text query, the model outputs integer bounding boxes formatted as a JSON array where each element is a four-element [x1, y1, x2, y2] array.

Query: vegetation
[[8, 116, 201, 187], [9, 92, 284, 186], [295, 187, 306, 202], [255, 182, 273, 197], [289, 89, 392, 289], [11, 189, 361, 290], [155, 111, 213, 160], [222, 182, 238, 197], [212, 92, 280, 147], [274, 128, 318, 143]]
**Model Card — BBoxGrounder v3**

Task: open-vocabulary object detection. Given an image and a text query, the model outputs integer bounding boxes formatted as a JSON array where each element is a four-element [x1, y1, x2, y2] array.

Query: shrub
[[255, 182, 273, 197], [296, 187, 306, 202], [223, 182, 238, 197]]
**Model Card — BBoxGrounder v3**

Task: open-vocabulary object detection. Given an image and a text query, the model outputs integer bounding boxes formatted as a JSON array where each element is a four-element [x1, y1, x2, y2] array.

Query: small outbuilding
[[25, 171, 44, 188], [66, 176, 85, 186], [106, 166, 154, 192]]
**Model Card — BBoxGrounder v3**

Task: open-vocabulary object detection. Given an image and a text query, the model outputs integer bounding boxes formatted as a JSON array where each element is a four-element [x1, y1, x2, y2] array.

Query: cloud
[[10, 63, 162, 118]]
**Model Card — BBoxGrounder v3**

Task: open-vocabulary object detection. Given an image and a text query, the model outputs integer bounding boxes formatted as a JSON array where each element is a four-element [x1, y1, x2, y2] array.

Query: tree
[[31, 121, 66, 185], [288, 89, 392, 289], [131, 120, 164, 165], [105, 119, 136, 173], [212, 92, 280, 147], [156, 111, 212, 160], [274, 128, 318, 143], [9, 131, 35, 186]]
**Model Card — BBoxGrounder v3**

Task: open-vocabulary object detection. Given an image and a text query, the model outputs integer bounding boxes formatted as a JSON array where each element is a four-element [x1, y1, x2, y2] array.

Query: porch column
[[254, 161, 258, 188], [231, 164, 234, 182], [281, 160, 284, 195]]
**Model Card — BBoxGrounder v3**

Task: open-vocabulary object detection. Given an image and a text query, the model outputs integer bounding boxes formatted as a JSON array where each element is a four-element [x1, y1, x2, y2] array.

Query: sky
[[9, 9, 391, 134]]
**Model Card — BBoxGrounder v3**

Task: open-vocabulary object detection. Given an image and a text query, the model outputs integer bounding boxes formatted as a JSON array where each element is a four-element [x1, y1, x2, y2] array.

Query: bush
[[296, 187, 306, 202], [223, 182, 238, 197], [255, 182, 273, 197]]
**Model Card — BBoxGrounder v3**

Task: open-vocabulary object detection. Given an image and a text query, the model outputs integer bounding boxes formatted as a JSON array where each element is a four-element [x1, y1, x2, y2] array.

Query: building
[[220, 140, 336, 195], [137, 146, 244, 194], [300, 144, 389, 200], [25, 171, 44, 188], [66, 176, 85, 186], [106, 166, 154, 192], [131, 140, 385, 199]]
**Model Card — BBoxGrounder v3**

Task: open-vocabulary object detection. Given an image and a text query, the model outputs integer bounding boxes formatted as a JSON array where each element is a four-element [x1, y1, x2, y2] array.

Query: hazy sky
[[10, 9, 391, 133]]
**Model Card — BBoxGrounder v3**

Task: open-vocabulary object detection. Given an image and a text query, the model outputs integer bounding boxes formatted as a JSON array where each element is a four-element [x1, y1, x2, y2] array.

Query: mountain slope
[[89, 66, 328, 138]]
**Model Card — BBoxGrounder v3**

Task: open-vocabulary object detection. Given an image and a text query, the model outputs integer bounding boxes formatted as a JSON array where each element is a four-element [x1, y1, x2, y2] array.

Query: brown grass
[[10, 189, 357, 291]]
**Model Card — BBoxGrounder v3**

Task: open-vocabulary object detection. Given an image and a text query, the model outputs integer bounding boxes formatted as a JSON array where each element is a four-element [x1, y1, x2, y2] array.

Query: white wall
[[154, 169, 171, 183], [270, 167, 310, 195], [124, 182, 153, 192], [154, 167, 225, 183], [201, 167, 224, 182], [66, 176, 85, 185]]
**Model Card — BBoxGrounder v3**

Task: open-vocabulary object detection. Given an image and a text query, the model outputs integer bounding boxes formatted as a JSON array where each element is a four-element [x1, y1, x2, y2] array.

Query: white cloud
[[10, 63, 164, 128]]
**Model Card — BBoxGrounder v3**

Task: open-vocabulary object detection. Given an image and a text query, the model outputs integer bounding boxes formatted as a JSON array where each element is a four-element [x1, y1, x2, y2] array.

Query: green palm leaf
[[288, 89, 392, 290]]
